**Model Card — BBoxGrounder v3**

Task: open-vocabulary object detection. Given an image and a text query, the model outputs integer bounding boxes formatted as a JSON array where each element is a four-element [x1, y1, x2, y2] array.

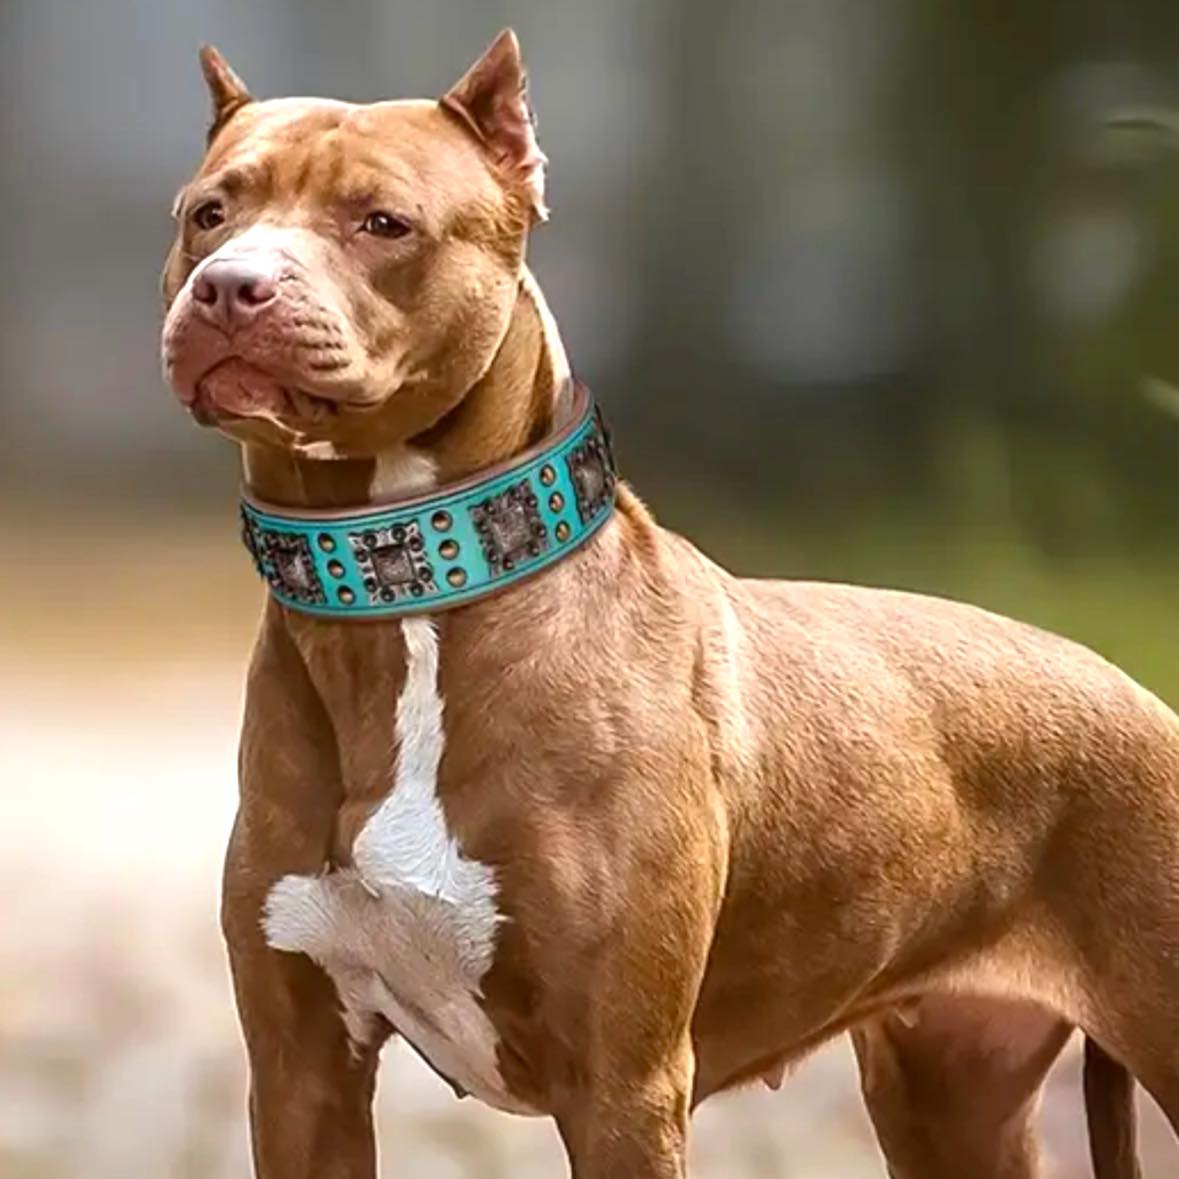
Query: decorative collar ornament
[[239, 384, 617, 618]]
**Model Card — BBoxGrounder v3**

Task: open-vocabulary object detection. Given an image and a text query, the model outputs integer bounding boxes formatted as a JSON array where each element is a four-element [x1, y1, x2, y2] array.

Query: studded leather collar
[[239, 384, 617, 618]]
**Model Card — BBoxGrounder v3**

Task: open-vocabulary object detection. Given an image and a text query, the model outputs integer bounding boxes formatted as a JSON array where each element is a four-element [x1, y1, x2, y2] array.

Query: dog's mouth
[[190, 358, 343, 429]]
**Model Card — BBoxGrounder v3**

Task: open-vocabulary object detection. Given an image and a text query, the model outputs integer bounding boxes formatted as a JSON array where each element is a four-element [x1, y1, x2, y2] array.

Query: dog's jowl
[[162, 30, 1178, 1179]]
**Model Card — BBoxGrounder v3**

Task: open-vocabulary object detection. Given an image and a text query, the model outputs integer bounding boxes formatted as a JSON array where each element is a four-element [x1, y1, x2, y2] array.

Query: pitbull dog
[[161, 31, 1176, 1179]]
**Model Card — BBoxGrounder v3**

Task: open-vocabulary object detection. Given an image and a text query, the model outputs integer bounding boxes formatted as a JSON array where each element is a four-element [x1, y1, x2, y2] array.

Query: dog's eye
[[361, 211, 411, 239], [191, 200, 226, 231]]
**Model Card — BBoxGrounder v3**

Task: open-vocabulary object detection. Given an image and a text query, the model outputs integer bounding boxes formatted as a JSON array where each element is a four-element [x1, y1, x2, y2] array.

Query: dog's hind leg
[[1079, 1016, 1179, 1176], [1045, 738, 1179, 1171], [851, 996, 1071, 1179], [1083, 1037, 1142, 1179], [1083, 1012, 1179, 1160]]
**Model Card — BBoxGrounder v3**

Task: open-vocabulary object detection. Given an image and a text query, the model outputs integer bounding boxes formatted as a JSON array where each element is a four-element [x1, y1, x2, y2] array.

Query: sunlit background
[[3, 1, 1179, 1175]]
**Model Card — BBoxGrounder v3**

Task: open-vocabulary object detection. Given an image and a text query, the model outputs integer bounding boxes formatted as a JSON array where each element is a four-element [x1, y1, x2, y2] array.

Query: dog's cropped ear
[[441, 29, 548, 223], [198, 45, 253, 143]]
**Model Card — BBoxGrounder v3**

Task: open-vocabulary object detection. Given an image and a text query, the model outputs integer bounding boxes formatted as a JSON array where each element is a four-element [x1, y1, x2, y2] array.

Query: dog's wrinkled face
[[161, 32, 546, 455]]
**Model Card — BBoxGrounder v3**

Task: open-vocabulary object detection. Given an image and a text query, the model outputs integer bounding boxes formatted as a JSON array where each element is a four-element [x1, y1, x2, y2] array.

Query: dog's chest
[[262, 618, 536, 1116]]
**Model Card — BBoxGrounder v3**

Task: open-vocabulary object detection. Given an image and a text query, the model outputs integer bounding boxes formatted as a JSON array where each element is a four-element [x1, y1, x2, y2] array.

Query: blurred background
[[3, 0, 1179, 1175]]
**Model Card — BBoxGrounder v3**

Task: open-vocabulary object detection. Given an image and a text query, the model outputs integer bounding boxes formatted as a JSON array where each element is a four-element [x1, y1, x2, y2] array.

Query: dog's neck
[[241, 268, 571, 510]]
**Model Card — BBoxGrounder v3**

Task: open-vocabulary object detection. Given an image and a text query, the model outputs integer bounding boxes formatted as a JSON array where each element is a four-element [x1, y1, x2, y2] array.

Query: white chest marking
[[263, 618, 534, 1115], [370, 445, 439, 500]]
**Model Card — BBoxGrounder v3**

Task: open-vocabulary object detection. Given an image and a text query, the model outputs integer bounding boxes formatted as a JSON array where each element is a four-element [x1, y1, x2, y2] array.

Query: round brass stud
[[439, 539, 459, 560], [327, 559, 345, 579], [337, 586, 355, 605], [317, 532, 336, 552], [446, 568, 468, 588], [431, 511, 453, 533], [539, 465, 557, 487], [555, 521, 571, 542], [548, 492, 565, 513]]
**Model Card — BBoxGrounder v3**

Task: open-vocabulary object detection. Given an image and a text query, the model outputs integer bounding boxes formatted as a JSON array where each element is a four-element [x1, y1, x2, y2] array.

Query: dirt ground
[[2, 514, 1175, 1177]]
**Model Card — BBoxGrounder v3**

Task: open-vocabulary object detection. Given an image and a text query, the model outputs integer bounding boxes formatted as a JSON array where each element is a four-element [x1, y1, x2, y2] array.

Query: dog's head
[[161, 31, 546, 455]]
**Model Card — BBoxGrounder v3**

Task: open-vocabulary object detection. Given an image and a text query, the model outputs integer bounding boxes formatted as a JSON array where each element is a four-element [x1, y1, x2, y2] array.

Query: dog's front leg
[[552, 804, 723, 1179], [851, 996, 1071, 1179], [222, 624, 390, 1179], [223, 809, 389, 1179], [556, 1038, 696, 1179]]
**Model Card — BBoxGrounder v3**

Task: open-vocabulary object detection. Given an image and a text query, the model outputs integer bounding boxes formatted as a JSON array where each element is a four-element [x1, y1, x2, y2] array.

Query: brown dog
[[161, 31, 1175, 1179]]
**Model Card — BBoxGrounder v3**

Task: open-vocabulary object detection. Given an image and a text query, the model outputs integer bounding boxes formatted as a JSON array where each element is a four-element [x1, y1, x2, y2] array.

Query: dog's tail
[[1083, 1036, 1142, 1179]]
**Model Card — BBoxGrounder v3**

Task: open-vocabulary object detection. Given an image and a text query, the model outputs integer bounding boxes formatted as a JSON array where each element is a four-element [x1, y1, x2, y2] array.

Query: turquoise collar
[[240, 384, 616, 618]]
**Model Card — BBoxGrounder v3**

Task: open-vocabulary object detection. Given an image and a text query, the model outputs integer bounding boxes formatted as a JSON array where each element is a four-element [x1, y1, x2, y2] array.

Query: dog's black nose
[[192, 257, 279, 326]]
